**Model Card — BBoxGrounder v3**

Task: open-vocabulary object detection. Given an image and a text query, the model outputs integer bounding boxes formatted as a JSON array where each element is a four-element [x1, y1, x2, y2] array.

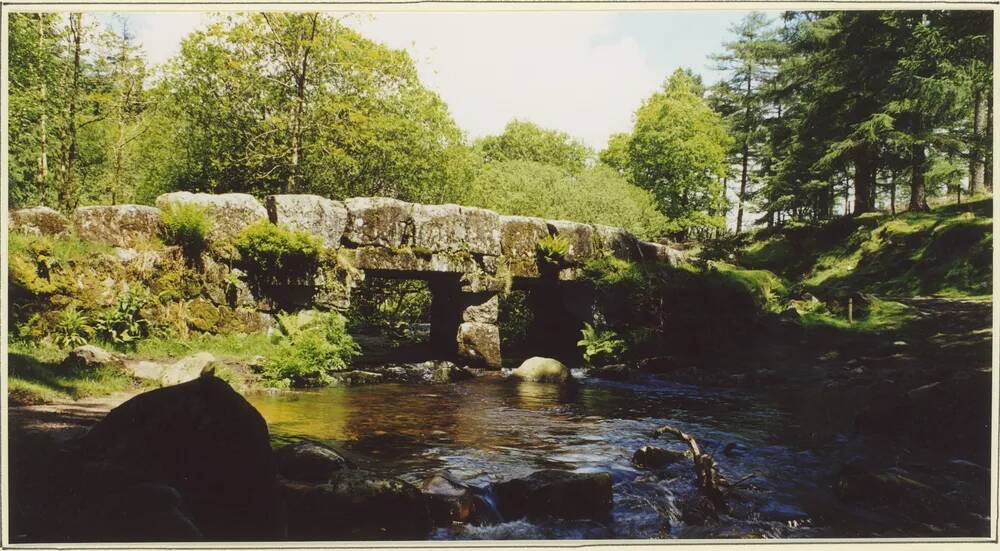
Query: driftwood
[[654, 424, 729, 511]]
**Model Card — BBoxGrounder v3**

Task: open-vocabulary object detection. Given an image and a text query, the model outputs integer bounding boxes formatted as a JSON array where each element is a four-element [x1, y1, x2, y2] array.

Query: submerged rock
[[511, 357, 571, 383], [421, 474, 475, 525], [631, 445, 687, 469], [588, 363, 633, 381], [280, 470, 431, 540], [493, 470, 612, 521], [275, 441, 347, 483], [74, 375, 281, 540]]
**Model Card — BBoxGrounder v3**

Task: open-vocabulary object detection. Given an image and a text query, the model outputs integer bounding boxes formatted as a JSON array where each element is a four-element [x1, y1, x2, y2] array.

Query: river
[[246, 371, 947, 540]]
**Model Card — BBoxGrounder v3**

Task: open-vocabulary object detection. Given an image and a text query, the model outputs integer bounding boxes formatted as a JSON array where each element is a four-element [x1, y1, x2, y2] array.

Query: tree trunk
[[735, 72, 752, 234], [59, 14, 82, 212], [852, 145, 876, 215], [969, 86, 986, 195], [889, 170, 896, 215], [909, 143, 930, 212], [36, 15, 48, 197], [986, 93, 993, 191]]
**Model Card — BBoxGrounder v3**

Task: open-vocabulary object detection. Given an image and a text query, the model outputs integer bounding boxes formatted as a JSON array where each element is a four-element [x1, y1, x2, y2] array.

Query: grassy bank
[[741, 198, 992, 300]]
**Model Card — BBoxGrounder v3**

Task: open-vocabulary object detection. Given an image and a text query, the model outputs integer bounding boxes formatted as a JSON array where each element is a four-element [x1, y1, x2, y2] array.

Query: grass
[[133, 331, 276, 361], [7, 341, 149, 405], [708, 261, 788, 313], [741, 198, 992, 300], [799, 297, 920, 336], [8, 232, 116, 264]]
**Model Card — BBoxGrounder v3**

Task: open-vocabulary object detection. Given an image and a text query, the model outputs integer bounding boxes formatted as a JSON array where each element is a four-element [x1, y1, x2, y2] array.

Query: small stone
[[62, 345, 123, 371], [275, 441, 347, 483], [493, 470, 612, 521], [631, 446, 686, 469]]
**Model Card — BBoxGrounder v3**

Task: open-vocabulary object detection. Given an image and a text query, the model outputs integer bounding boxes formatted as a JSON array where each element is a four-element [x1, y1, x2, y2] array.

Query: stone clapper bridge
[[10, 193, 681, 367]]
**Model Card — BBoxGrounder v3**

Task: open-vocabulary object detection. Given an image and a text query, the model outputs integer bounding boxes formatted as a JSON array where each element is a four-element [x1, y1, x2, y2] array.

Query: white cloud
[[354, 13, 661, 151], [106, 12, 211, 67]]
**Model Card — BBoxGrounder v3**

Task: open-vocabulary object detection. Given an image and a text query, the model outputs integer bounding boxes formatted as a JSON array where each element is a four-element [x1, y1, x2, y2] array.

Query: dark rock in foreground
[[493, 470, 612, 521], [275, 441, 347, 483], [421, 474, 475, 525], [73, 375, 282, 541], [281, 470, 431, 540]]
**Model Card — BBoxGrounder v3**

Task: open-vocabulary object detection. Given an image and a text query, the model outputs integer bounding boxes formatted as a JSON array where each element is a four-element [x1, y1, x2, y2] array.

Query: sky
[[96, 10, 759, 152]]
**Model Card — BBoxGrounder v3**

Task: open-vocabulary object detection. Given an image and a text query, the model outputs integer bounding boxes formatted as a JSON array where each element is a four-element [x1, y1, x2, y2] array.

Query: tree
[[626, 69, 732, 237], [711, 12, 781, 233], [463, 160, 668, 240], [154, 13, 473, 203], [475, 120, 593, 172]]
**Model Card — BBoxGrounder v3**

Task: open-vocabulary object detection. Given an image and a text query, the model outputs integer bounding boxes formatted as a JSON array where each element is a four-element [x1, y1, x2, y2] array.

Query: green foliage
[[707, 261, 788, 313], [52, 305, 93, 349], [463, 161, 668, 240], [235, 220, 324, 284], [577, 323, 627, 366], [536, 234, 570, 269], [742, 199, 992, 299], [134, 331, 276, 360], [259, 311, 360, 388], [95, 287, 152, 349], [346, 278, 431, 339], [581, 255, 647, 291], [160, 202, 212, 256], [625, 69, 732, 237], [475, 119, 592, 172], [800, 297, 919, 335]]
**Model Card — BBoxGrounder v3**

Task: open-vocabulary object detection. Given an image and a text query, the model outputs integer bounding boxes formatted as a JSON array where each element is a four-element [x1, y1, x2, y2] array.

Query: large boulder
[[274, 441, 347, 483], [9, 206, 70, 237], [512, 357, 570, 383], [72, 483, 204, 542], [280, 470, 431, 540], [638, 240, 683, 265], [72, 205, 162, 247], [265, 194, 347, 248], [411, 203, 501, 256], [73, 375, 282, 540], [499, 215, 549, 277], [493, 470, 613, 521], [456, 322, 502, 368], [155, 192, 268, 247], [342, 197, 415, 248]]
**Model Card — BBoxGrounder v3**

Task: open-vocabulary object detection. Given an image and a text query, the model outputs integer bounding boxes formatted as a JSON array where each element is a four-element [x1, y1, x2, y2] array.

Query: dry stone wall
[[9, 193, 681, 368]]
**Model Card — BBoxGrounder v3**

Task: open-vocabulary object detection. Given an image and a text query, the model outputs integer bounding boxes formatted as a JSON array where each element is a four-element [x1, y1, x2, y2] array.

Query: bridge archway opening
[[345, 272, 463, 365]]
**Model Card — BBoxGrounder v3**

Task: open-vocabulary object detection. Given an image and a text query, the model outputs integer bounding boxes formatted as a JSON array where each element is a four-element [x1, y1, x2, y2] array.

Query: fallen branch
[[655, 424, 729, 511]]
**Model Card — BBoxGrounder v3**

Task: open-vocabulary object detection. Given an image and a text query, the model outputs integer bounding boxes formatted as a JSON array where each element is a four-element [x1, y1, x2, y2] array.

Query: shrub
[[235, 221, 324, 285], [577, 323, 626, 366], [95, 287, 152, 349], [161, 202, 212, 256], [52, 305, 93, 349], [536, 234, 570, 269], [259, 311, 360, 388]]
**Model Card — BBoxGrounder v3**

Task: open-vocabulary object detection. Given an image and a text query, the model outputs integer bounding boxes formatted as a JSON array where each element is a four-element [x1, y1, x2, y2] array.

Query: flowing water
[[246, 372, 952, 540]]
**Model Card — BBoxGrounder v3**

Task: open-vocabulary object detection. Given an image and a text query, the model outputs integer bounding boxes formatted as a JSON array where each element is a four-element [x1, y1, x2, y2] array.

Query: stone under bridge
[[9, 193, 680, 368]]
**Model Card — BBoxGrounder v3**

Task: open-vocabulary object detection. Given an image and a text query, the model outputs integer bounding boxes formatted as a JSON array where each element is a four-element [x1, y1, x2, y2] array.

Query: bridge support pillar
[[429, 280, 501, 368], [525, 284, 598, 364]]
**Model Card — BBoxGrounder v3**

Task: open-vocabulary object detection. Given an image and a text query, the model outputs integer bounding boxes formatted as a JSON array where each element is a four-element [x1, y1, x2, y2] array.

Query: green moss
[[742, 198, 992, 299], [412, 246, 434, 259], [709, 261, 788, 313], [187, 298, 221, 333]]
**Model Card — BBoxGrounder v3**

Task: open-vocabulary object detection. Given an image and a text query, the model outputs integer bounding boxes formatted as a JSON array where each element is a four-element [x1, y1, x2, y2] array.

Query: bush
[[52, 305, 92, 349], [259, 311, 360, 388], [577, 323, 626, 366], [161, 202, 212, 256], [235, 221, 324, 286], [95, 287, 152, 349], [536, 234, 569, 269]]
